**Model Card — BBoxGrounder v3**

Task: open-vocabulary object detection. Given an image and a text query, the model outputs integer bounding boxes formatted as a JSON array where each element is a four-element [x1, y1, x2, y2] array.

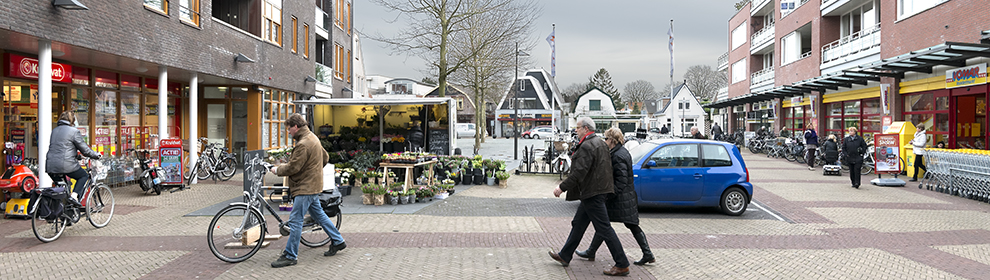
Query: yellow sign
[[946, 63, 988, 89]]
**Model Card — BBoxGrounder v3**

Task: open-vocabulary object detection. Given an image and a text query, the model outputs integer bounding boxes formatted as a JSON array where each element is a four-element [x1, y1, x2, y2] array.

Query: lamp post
[[514, 43, 530, 160]]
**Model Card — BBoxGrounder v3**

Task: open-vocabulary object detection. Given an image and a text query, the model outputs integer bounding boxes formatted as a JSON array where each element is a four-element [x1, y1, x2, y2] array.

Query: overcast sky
[[355, 0, 739, 91]]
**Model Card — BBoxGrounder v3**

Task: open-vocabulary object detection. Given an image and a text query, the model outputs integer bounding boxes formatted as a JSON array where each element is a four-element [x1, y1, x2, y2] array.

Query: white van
[[456, 123, 476, 138]]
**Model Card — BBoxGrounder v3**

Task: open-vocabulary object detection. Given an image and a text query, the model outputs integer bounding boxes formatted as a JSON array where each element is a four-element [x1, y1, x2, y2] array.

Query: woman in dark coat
[[575, 128, 655, 265]]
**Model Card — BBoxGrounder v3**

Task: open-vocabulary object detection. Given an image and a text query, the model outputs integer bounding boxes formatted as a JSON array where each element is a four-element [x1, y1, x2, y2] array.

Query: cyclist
[[45, 111, 102, 206]]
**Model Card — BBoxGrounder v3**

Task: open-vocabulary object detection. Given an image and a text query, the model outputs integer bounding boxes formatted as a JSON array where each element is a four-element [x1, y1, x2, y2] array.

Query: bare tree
[[561, 82, 591, 104], [623, 80, 658, 105], [370, 0, 515, 97], [657, 81, 674, 98], [683, 65, 726, 101], [448, 0, 540, 149]]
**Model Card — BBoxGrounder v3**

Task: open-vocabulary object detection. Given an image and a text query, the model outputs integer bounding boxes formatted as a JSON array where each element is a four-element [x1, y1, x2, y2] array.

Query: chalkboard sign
[[428, 129, 450, 155], [243, 150, 269, 200]]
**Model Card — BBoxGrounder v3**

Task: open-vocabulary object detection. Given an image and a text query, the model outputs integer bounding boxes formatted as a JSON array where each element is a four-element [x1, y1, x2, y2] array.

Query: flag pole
[[551, 24, 556, 134]]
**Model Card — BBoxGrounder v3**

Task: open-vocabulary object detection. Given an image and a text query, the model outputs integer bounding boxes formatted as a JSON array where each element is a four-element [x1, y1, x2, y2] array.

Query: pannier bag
[[319, 190, 342, 217], [27, 187, 68, 220]]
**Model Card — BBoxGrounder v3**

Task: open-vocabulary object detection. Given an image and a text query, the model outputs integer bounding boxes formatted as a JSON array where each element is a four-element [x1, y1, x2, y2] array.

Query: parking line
[[751, 200, 786, 222]]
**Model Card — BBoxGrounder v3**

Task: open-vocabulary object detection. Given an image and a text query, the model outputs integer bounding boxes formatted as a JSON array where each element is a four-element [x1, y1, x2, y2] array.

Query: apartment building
[[708, 0, 990, 149], [314, 0, 354, 99]]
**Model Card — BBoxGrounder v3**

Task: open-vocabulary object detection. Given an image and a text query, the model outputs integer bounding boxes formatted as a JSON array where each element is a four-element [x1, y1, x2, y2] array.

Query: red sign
[[882, 116, 893, 127], [4, 53, 72, 83], [160, 138, 183, 147], [159, 139, 184, 185]]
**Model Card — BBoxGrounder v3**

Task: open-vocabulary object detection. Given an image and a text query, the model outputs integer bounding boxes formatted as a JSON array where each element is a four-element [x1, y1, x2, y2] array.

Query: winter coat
[[804, 129, 819, 147], [559, 133, 614, 201], [659, 126, 670, 134], [692, 132, 706, 139], [711, 125, 723, 138], [274, 126, 330, 198], [408, 126, 424, 150], [823, 138, 840, 164], [605, 144, 639, 225], [842, 134, 868, 165], [46, 120, 101, 174], [912, 130, 927, 155]]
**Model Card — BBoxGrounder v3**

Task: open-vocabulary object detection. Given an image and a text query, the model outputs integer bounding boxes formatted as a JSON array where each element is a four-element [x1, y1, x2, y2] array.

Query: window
[[303, 24, 310, 58], [648, 144, 699, 168], [702, 144, 732, 167], [335, 0, 344, 29], [262, 1, 282, 46], [782, 32, 800, 65], [731, 22, 746, 50], [457, 98, 464, 110], [213, 0, 257, 36], [841, 1, 878, 37], [179, 0, 200, 25], [346, 50, 351, 82], [903, 92, 949, 147], [589, 100, 601, 111], [346, 2, 352, 34], [731, 59, 747, 84], [291, 17, 297, 53], [263, 89, 295, 149], [898, 0, 947, 20], [144, 0, 167, 13]]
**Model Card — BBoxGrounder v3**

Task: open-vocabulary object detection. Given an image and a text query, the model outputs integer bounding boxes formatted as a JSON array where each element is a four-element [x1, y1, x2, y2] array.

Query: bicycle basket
[[90, 160, 108, 181]]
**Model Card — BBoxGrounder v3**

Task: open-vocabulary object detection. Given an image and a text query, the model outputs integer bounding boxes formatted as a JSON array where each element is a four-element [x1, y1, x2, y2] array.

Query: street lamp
[[514, 42, 530, 160]]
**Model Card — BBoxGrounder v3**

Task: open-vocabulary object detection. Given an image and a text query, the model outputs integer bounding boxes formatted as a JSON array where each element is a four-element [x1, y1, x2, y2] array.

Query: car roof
[[646, 139, 732, 146]]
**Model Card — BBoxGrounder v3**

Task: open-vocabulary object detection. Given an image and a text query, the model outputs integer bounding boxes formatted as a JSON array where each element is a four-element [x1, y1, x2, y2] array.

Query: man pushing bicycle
[[270, 113, 346, 268]]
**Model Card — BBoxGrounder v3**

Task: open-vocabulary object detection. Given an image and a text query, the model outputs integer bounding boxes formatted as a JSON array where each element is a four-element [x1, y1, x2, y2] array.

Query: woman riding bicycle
[[45, 111, 102, 206]]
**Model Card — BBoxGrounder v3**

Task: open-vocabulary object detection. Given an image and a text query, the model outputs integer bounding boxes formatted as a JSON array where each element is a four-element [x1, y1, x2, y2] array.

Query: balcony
[[821, 24, 881, 73], [821, 0, 872, 16], [715, 86, 728, 103], [315, 63, 334, 84], [315, 7, 330, 39], [750, 0, 773, 16], [750, 22, 774, 54], [750, 67, 775, 92], [717, 52, 729, 71]]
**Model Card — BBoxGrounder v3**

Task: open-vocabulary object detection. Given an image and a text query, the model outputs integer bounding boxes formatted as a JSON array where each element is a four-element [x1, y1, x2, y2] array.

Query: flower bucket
[[434, 192, 449, 200], [486, 177, 495, 185], [389, 195, 399, 205], [374, 194, 385, 206], [400, 195, 410, 204], [362, 193, 374, 205]]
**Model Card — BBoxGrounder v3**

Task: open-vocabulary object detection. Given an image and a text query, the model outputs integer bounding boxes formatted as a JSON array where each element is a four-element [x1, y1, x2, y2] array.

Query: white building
[[656, 83, 707, 137], [494, 69, 564, 137]]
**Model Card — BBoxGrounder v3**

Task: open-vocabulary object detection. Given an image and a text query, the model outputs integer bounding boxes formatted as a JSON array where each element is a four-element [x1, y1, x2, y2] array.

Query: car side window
[[702, 144, 732, 167], [647, 144, 699, 167]]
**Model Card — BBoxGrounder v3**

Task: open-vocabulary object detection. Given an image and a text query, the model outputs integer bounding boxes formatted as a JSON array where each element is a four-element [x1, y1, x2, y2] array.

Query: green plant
[[472, 160, 482, 169], [372, 184, 387, 195], [360, 183, 375, 194], [495, 171, 510, 181], [403, 189, 417, 196]]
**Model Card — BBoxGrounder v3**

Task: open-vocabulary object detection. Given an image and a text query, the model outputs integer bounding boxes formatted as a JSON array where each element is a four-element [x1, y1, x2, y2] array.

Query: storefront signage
[[879, 84, 891, 114], [95, 127, 111, 145], [3, 53, 72, 83], [945, 63, 987, 89], [159, 139, 183, 185], [496, 113, 549, 119], [873, 134, 901, 173]]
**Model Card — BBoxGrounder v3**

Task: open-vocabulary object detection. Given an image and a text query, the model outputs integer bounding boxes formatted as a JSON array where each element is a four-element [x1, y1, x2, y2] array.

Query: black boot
[[575, 235, 602, 261], [632, 231, 655, 266]]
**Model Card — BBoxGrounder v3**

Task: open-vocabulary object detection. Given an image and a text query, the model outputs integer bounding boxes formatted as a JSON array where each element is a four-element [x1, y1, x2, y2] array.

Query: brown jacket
[[559, 133, 614, 201], [275, 126, 329, 198]]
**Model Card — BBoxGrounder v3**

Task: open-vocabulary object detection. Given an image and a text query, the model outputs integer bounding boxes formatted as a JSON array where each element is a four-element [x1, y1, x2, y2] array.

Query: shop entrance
[[952, 94, 987, 149]]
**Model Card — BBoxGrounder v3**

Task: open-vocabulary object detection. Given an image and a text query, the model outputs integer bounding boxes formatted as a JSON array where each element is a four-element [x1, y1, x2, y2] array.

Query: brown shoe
[[547, 251, 569, 267], [603, 266, 630, 276]]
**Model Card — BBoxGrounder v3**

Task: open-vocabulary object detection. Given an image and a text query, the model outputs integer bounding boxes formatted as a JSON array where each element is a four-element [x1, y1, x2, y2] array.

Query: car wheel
[[534, 134, 540, 139], [719, 187, 748, 216]]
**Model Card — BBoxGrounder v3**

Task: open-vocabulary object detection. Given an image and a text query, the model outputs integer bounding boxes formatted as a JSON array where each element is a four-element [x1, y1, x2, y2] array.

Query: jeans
[[284, 194, 344, 260], [557, 194, 629, 268], [50, 168, 89, 199]]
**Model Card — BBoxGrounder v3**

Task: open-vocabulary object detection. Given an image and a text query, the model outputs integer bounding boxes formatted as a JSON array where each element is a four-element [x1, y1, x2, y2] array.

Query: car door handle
[[693, 173, 703, 179], [634, 175, 638, 178]]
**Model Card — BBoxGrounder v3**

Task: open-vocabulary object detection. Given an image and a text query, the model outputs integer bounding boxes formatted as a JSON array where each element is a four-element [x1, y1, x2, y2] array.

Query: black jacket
[[842, 134, 868, 164], [605, 145, 639, 225], [559, 134, 614, 201], [823, 138, 840, 163], [408, 126, 424, 149], [659, 126, 669, 134], [711, 125, 723, 137], [692, 132, 706, 139]]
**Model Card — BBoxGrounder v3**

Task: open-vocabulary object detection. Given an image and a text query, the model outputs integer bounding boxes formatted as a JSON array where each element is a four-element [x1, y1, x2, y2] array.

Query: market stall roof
[[293, 97, 454, 106]]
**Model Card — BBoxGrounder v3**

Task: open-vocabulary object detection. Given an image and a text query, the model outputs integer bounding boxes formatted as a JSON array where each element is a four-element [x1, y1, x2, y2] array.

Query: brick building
[[707, 0, 990, 149], [0, 0, 353, 186]]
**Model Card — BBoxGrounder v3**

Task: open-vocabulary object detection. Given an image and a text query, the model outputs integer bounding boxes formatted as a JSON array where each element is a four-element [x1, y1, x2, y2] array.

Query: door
[[637, 143, 704, 202], [952, 94, 987, 149], [701, 144, 736, 196], [205, 103, 228, 148]]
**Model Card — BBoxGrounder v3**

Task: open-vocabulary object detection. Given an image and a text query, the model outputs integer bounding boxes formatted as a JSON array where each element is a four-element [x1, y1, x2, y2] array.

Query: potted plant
[[417, 186, 435, 202], [403, 189, 416, 204], [496, 171, 510, 188], [387, 189, 400, 205], [442, 179, 456, 195], [472, 160, 484, 185], [360, 183, 375, 205], [373, 184, 387, 206]]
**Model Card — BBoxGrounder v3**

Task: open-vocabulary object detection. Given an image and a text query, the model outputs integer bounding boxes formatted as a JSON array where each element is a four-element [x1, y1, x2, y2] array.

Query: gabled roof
[[658, 82, 703, 114], [645, 100, 660, 114], [384, 78, 436, 87], [426, 84, 474, 106], [571, 86, 609, 113]]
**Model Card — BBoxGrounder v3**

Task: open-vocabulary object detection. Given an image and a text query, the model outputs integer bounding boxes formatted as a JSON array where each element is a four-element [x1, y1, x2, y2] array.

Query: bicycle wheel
[[218, 157, 238, 181], [795, 150, 806, 164], [196, 157, 214, 180], [300, 212, 341, 247], [86, 184, 115, 228], [208, 204, 266, 263], [861, 157, 875, 175], [32, 202, 67, 243]]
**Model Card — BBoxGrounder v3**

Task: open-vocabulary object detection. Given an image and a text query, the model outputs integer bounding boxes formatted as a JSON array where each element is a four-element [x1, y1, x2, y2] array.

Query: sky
[[354, 0, 739, 92]]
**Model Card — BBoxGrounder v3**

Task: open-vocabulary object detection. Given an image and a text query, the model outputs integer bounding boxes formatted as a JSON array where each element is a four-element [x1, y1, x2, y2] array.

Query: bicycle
[[207, 157, 341, 263], [30, 158, 114, 243], [185, 138, 238, 183]]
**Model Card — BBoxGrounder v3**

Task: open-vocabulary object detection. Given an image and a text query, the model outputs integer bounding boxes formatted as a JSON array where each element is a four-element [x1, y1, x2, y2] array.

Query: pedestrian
[[823, 134, 840, 165], [575, 127, 655, 266], [548, 117, 630, 277], [46, 111, 102, 207], [910, 125, 928, 182], [691, 126, 705, 139], [842, 126, 868, 188], [408, 121, 424, 152], [659, 124, 670, 135], [804, 123, 819, 171], [711, 122, 723, 141], [270, 113, 346, 268]]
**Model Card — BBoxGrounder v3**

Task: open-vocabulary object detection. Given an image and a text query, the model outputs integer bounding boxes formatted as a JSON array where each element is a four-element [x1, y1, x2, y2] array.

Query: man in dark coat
[[691, 126, 705, 139], [407, 123, 424, 151], [576, 128, 654, 266], [549, 117, 630, 276], [659, 124, 670, 135], [842, 126, 869, 188], [711, 123, 723, 141]]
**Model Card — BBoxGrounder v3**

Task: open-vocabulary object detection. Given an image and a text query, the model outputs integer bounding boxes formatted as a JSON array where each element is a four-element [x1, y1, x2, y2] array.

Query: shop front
[[899, 62, 988, 149], [746, 101, 775, 132], [496, 113, 552, 138]]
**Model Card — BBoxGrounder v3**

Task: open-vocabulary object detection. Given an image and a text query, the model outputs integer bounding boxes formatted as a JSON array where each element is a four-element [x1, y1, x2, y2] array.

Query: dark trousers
[[913, 155, 927, 179], [807, 148, 817, 168], [49, 168, 89, 198], [557, 194, 629, 268], [588, 222, 643, 248], [847, 161, 863, 186]]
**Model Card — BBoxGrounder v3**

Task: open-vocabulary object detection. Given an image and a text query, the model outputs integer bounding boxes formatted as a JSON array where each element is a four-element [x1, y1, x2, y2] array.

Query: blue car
[[628, 139, 753, 215]]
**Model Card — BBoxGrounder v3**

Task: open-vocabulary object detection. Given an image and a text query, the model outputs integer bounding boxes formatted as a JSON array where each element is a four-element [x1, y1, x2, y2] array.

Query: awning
[[292, 97, 453, 106], [706, 41, 990, 109], [982, 30, 990, 44]]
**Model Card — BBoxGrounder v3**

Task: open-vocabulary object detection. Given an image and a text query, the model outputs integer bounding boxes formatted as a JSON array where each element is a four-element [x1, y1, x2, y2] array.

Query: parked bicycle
[[30, 158, 114, 243], [207, 157, 341, 263], [185, 138, 238, 183]]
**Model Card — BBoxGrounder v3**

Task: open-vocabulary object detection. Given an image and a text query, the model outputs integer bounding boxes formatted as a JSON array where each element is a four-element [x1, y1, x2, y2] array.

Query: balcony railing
[[717, 52, 729, 71], [750, 67, 775, 87], [716, 86, 728, 102], [821, 24, 881, 64], [751, 0, 772, 14], [781, 0, 810, 17], [750, 22, 775, 52], [315, 63, 333, 84]]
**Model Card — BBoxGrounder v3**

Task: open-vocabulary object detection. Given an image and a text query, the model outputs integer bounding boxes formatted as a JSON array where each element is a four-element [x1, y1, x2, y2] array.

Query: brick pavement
[[0, 151, 989, 279]]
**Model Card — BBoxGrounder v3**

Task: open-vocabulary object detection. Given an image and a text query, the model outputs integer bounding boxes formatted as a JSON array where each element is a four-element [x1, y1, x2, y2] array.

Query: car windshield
[[629, 142, 659, 164]]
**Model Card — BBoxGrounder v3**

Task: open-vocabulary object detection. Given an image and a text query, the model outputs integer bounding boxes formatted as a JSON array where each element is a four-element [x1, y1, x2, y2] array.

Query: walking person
[[575, 127, 655, 266], [804, 123, 819, 171], [842, 127, 869, 188], [711, 122, 723, 141], [690, 126, 705, 139], [548, 117, 630, 276], [271, 113, 346, 268], [659, 124, 670, 135], [910, 125, 928, 182]]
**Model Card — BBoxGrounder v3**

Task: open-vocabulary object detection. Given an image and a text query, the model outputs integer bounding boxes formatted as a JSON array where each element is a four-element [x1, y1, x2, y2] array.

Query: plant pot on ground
[[486, 177, 495, 185], [473, 168, 484, 185], [373, 193, 385, 206]]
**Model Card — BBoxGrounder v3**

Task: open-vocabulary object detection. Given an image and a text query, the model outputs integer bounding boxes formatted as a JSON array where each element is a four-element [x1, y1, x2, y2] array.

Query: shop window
[[72, 89, 91, 143], [263, 89, 295, 149], [94, 70, 118, 89], [72, 67, 90, 86], [843, 101, 861, 115], [94, 90, 118, 154], [179, 0, 200, 25], [904, 93, 933, 112], [144, 0, 168, 14], [121, 93, 141, 150], [262, 0, 282, 46], [120, 74, 140, 91]]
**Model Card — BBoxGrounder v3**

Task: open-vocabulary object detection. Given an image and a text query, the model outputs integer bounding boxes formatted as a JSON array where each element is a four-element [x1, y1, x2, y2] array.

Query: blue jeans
[[284, 194, 344, 260]]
